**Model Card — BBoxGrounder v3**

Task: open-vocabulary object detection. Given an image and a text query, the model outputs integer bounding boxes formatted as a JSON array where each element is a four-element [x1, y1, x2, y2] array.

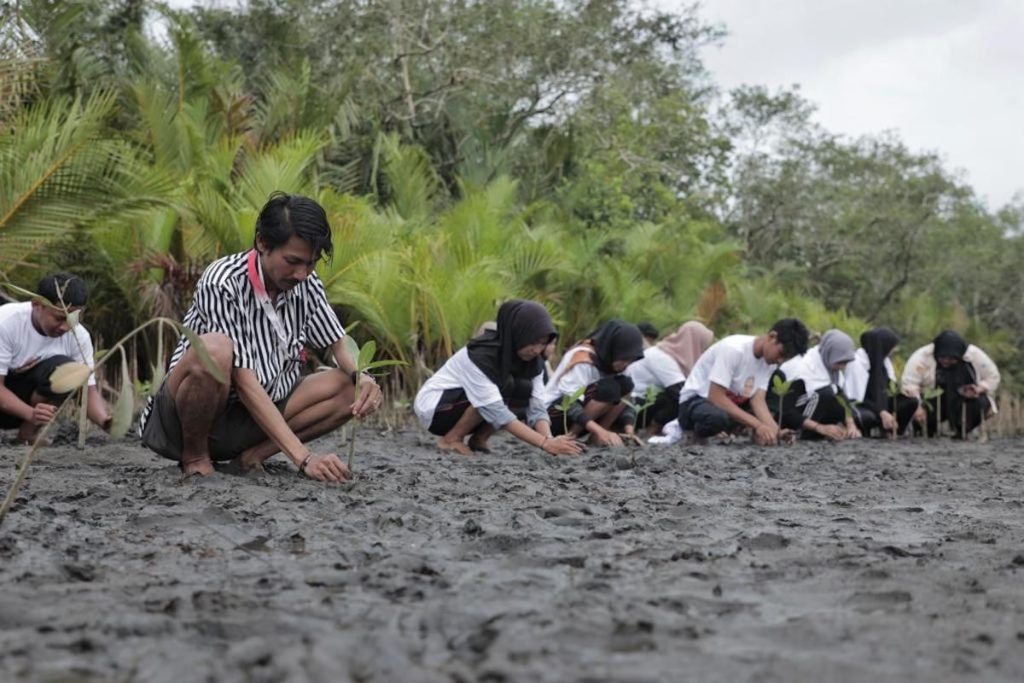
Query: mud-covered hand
[[299, 452, 351, 483], [542, 435, 583, 456]]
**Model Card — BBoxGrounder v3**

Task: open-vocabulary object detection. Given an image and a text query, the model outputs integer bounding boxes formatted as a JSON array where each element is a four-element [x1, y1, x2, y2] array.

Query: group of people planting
[[0, 195, 1002, 483]]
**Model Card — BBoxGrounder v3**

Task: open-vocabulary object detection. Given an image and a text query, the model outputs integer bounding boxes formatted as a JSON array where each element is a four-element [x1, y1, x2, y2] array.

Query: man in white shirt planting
[[677, 318, 809, 446], [0, 274, 112, 444]]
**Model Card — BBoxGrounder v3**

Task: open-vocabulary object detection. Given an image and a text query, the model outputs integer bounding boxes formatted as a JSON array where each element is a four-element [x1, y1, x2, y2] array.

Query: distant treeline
[[2, 0, 1022, 392]]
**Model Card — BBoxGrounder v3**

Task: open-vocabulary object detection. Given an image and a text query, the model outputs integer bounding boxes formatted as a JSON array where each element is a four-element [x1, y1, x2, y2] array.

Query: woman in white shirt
[[901, 330, 1000, 437], [540, 319, 645, 446], [771, 329, 858, 440], [626, 321, 713, 435], [414, 300, 582, 456]]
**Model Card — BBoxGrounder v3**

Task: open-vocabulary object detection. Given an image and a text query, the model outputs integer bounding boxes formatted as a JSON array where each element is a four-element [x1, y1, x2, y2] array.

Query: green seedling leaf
[[343, 334, 360, 362], [66, 310, 81, 329], [886, 379, 900, 397], [180, 326, 228, 384], [108, 349, 135, 438], [49, 362, 92, 394], [836, 394, 853, 420], [771, 374, 793, 395], [358, 340, 377, 369]]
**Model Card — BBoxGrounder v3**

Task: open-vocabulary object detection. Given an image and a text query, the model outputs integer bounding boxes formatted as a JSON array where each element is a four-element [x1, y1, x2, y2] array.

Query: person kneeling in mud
[[626, 321, 714, 435], [677, 318, 809, 446], [770, 329, 860, 441], [139, 193, 383, 482], [901, 330, 1000, 438], [539, 320, 645, 446], [414, 300, 581, 457], [0, 273, 112, 444]]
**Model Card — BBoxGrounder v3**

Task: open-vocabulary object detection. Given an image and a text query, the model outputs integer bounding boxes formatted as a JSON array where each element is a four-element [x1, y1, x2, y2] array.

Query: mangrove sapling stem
[[348, 375, 361, 472], [962, 402, 967, 440]]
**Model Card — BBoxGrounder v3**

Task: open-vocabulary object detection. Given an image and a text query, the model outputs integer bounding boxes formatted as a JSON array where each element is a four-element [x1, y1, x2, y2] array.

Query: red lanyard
[[246, 250, 307, 363]]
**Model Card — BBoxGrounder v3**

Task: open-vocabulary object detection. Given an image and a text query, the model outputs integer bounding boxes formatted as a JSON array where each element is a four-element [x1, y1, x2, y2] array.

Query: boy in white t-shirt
[[0, 273, 111, 444], [677, 318, 808, 445]]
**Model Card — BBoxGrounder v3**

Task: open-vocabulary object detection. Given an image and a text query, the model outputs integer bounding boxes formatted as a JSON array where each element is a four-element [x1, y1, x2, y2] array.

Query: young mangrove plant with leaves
[[341, 336, 406, 474]]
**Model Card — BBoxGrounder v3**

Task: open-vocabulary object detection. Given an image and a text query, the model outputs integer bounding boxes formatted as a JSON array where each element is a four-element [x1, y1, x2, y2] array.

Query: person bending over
[[540, 320, 645, 446], [843, 327, 916, 436], [626, 321, 713, 435], [677, 318, 809, 446], [139, 193, 383, 482], [0, 273, 112, 444], [414, 300, 582, 457], [771, 329, 858, 441], [901, 330, 999, 438]]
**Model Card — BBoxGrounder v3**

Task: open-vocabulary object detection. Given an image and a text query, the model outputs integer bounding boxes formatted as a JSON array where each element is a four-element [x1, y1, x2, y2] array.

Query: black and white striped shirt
[[139, 251, 346, 431]]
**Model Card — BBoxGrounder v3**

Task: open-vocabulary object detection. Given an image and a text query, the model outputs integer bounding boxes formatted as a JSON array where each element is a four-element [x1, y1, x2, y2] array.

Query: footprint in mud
[[742, 533, 790, 551], [844, 590, 912, 613]]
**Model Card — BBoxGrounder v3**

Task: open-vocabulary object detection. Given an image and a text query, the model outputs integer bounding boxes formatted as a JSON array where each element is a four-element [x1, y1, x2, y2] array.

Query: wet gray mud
[[2, 429, 1024, 682]]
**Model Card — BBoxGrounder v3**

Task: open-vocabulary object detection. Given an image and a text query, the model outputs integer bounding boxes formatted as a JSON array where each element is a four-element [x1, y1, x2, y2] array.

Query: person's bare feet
[[437, 439, 473, 456]]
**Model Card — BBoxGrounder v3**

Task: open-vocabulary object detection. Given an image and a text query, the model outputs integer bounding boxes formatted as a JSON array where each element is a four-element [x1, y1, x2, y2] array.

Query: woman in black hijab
[[413, 300, 582, 456], [539, 319, 646, 446], [845, 327, 918, 436], [901, 330, 1001, 437]]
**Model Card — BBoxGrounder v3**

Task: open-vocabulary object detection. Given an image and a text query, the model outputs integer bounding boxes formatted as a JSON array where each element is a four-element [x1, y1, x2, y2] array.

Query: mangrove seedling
[[623, 386, 661, 433], [559, 385, 587, 437], [342, 336, 405, 474], [886, 379, 901, 439], [921, 387, 944, 438], [770, 374, 794, 432]]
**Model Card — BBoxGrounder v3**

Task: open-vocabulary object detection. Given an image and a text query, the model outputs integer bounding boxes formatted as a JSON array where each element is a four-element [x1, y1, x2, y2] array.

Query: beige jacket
[[900, 343, 1000, 412]]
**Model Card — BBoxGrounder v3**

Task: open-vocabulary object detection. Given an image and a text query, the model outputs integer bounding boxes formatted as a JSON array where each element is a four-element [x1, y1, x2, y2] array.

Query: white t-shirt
[[626, 346, 686, 397], [843, 348, 895, 403], [414, 347, 547, 429], [539, 345, 603, 407], [777, 346, 841, 394], [677, 335, 774, 405], [0, 302, 96, 385]]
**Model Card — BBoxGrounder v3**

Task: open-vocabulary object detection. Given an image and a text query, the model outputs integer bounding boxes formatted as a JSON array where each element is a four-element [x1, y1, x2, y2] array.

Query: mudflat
[[1, 430, 1023, 682]]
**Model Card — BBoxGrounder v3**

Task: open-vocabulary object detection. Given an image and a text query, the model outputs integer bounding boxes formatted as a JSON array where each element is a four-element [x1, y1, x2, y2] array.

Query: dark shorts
[[427, 388, 472, 436], [0, 354, 75, 429], [141, 377, 297, 462]]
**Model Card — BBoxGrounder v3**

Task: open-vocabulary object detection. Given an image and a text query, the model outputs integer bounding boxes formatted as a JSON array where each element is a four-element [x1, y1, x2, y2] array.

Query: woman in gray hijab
[[769, 329, 860, 441]]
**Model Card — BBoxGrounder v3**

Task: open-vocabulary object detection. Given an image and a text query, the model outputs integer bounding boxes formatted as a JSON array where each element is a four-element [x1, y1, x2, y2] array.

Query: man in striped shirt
[[139, 193, 382, 482]]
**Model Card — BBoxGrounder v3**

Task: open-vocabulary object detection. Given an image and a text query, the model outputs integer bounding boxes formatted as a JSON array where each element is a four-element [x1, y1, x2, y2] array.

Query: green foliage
[[2, 0, 1022, 402]]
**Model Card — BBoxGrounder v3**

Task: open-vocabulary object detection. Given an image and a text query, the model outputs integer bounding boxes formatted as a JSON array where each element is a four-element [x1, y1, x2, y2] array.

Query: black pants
[[917, 393, 991, 437], [634, 386, 680, 431], [678, 396, 755, 437], [0, 354, 75, 429], [769, 382, 848, 439], [548, 376, 634, 436], [856, 395, 920, 436]]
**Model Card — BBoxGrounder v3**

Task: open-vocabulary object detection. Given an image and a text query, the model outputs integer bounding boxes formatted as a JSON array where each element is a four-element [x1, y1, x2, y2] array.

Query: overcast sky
[[694, 0, 1024, 209]]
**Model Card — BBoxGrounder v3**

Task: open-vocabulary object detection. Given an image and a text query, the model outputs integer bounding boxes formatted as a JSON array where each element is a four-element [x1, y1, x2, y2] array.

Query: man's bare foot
[[234, 450, 267, 473], [437, 439, 473, 456], [181, 455, 215, 476]]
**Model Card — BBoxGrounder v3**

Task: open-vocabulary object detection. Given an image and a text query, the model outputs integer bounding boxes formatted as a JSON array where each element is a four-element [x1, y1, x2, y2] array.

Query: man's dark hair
[[254, 192, 333, 261], [636, 321, 659, 341], [770, 318, 810, 358], [37, 273, 88, 308]]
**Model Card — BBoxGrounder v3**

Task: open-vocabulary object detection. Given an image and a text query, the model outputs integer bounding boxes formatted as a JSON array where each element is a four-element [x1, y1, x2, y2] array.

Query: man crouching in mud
[[138, 193, 382, 482]]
